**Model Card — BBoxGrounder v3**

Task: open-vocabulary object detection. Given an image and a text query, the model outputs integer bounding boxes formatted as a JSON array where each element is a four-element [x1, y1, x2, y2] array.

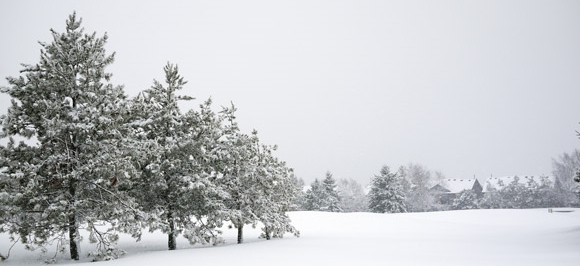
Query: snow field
[[1, 209, 579, 265]]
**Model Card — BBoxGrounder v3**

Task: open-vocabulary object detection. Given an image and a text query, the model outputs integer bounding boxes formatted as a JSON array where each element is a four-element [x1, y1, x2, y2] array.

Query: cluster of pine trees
[[302, 172, 343, 212], [299, 172, 368, 213], [298, 164, 451, 214], [476, 176, 574, 210], [366, 164, 447, 213], [299, 164, 436, 214], [0, 14, 299, 262]]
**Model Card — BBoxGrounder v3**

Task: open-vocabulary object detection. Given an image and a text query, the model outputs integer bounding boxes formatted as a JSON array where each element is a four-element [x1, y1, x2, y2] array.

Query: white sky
[[1, 0, 579, 185]]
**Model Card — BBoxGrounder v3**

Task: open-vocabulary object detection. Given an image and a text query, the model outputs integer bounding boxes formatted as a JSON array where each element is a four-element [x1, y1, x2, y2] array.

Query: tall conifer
[[0, 13, 141, 261]]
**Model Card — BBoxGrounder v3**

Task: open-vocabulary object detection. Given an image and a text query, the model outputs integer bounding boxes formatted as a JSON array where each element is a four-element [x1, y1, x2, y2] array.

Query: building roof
[[433, 179, 480, 194]]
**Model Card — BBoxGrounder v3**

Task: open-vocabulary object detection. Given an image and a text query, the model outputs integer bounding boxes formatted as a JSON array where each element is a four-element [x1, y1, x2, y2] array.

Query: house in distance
[[430, 179, 484, 206]]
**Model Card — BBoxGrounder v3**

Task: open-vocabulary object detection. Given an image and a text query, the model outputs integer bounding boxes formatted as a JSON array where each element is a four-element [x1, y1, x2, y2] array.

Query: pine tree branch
[[0, 236, 19, 261], [77, 179, 142, 216]]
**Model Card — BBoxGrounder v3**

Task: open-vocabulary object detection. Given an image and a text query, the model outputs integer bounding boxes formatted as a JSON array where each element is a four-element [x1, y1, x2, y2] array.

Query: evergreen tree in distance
[[303, 172, 341, 212], [368, 166, 407, 213], [321, 172, 342, 212], [0, 13, 142, 261], [303, 179, 323, 211]]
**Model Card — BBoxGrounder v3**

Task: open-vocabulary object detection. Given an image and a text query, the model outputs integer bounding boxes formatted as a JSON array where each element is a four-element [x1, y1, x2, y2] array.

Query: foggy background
[[1, 0, 579, 185]]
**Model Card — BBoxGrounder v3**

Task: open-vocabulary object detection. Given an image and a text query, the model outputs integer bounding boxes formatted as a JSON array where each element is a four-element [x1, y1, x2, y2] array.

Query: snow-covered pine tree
[[0, 13, 142, 261], [173, 99, 246, 244], [291, 175, 307, 210], [214, 107, 261, 244], [321, 172, 342, 212], [368, 165, 407, 213], [254, 143, 300, 240], [213, 107, 299, 243], [304, 179, 323, 211], [129, 63, 225, 250], [303, 174, 342, 212], [129, 63, 188, 251], [177, 99, 231, 245], [0, 138, 38, 257]]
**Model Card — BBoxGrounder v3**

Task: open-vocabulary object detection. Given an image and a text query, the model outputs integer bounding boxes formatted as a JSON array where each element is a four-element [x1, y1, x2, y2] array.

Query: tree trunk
[[68, 189, 79, 260], [237, 223, 243, 244], [168, 210, 176, 250], [265, 227, 271, 240], [68, 215, 79, 260], [68, 173, 79, 260], [68, 98, 80, 261]]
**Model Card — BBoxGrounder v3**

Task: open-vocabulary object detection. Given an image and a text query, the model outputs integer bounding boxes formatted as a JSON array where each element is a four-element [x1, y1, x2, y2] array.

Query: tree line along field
[[299, 160, 580, 213]]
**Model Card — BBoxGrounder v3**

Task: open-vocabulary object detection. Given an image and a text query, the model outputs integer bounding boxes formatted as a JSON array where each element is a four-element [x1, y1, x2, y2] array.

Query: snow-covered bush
[[452, 190, 479, 210]]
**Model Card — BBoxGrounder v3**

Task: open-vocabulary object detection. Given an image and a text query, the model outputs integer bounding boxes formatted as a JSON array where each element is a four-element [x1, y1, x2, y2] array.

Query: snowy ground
[[1, 209, 579, 265]]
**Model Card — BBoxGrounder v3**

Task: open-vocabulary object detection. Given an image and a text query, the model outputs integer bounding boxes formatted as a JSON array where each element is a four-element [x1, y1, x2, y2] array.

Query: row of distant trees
[[457, 176, 557, 210], [453, 148, 580, 211], [298, 163, 448, 213], [0, 14, 299, 262], [294, 172, 367, 213], [299, 148, 580, 214]]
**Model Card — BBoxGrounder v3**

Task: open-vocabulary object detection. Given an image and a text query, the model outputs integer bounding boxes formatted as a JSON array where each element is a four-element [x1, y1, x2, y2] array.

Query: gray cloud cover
[[1, 0, 579, 184]]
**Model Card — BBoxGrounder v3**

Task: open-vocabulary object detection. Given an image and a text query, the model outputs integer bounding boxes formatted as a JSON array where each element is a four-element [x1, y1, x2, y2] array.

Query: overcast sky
[[1, 0, 579, 185]]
